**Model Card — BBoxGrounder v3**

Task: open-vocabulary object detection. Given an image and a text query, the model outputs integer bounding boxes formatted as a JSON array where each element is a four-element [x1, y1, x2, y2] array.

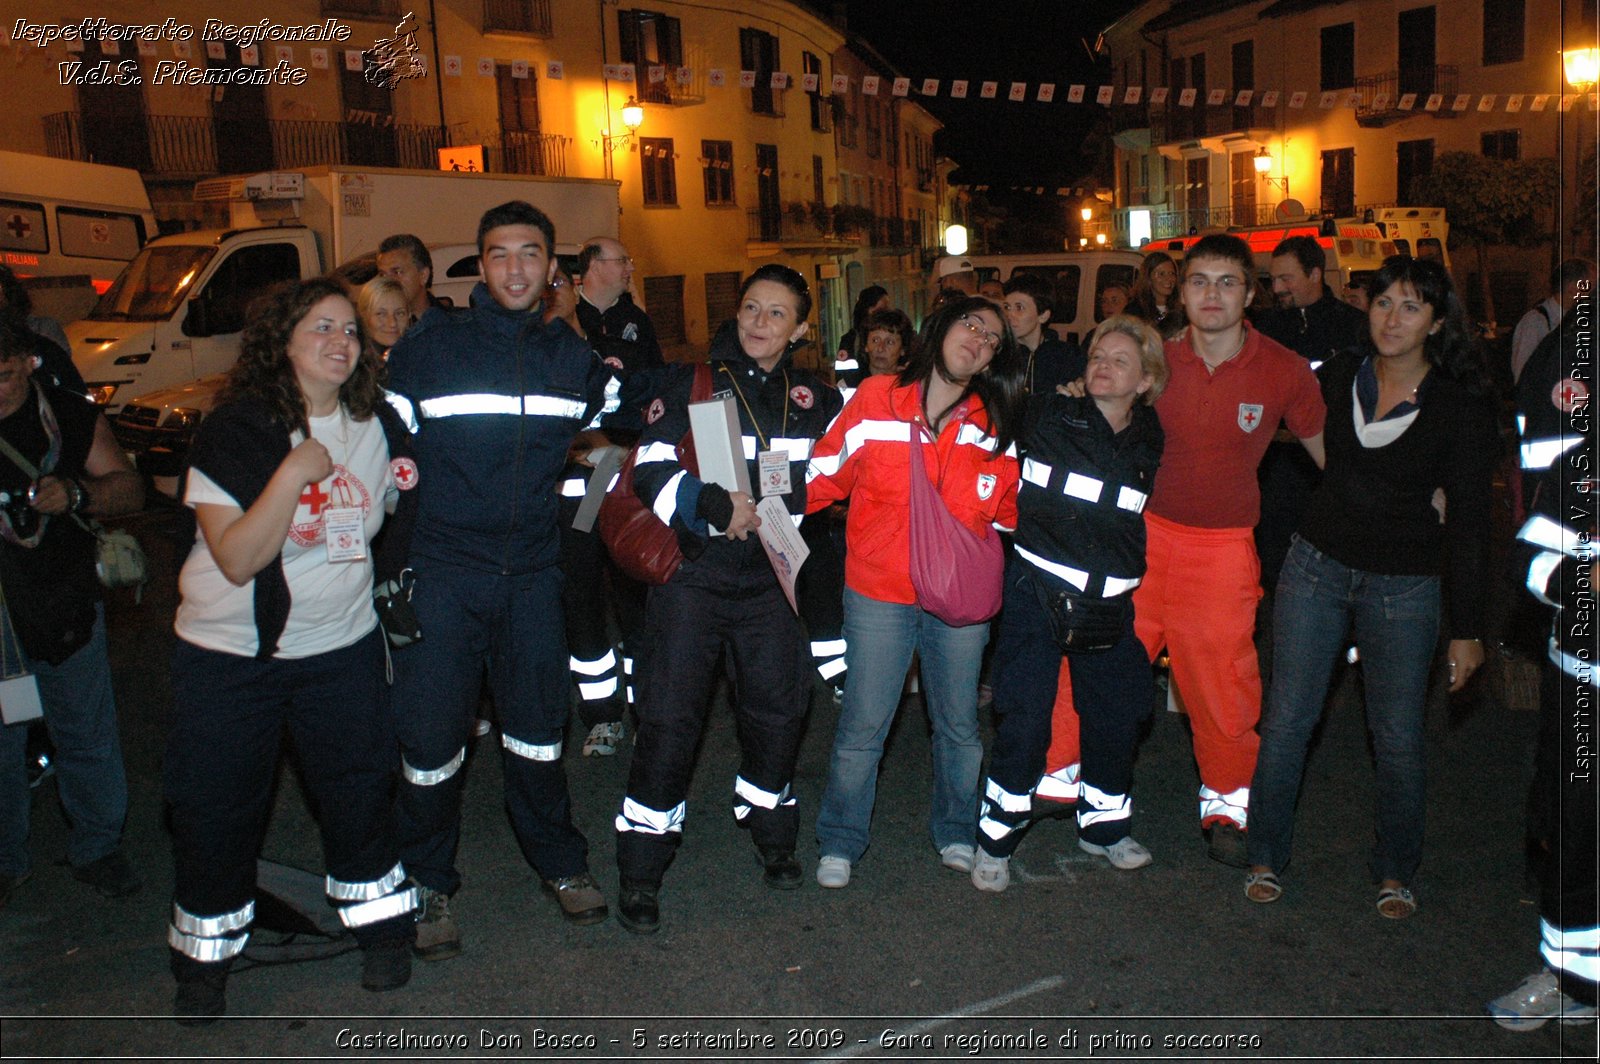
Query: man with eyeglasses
[[561, 238, 664, 758], [1047, 234, 1324, 869]]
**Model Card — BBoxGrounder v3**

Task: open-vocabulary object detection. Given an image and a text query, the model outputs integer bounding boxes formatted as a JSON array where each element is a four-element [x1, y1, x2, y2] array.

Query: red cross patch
[[391, 456, 419, 491], [646, 397, 666, 424], [789, 385, 814, 409], [1237, 403, 1264, 432], [1553, 377, 1588, 413]]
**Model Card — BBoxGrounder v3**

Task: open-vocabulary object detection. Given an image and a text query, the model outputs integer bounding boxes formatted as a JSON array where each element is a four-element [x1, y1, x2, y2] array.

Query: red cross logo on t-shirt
[[1554, 377, 1589, 414], [1237, 403, 1265, 432], [300, 482, 330, 516]]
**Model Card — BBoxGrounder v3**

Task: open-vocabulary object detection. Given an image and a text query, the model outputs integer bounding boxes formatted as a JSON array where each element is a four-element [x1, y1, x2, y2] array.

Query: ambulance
[[0, 150, 159, 323]]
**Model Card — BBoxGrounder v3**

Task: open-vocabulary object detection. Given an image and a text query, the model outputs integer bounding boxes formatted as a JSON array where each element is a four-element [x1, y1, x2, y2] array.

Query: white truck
[[0, 150, 159, 324], [72, 165, 620, 414]]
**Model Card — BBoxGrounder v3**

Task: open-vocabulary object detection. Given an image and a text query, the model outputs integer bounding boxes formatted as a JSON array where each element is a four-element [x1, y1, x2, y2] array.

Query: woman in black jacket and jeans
[[1243, 256, 1497, 918], [973, 315, 1167, 891]]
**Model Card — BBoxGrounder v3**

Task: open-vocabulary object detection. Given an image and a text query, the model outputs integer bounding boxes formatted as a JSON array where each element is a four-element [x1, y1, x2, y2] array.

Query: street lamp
[[1254, 147, 1290, 199], [601, 96, 645, 178], [1563, 47, 1599, 254], [1080, 206, 1093, 222]]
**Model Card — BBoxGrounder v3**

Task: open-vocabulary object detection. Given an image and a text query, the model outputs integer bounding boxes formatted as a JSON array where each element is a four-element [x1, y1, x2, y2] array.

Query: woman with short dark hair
[[1244, 256, 1497, 918]]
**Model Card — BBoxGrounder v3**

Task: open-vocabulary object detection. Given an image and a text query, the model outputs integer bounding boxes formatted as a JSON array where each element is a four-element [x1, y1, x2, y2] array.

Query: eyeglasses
[[594, 257, 634, 266], [958, 314, 1001, 352], [547, 277, 568, 289], [1185, 274, 1248, 291]]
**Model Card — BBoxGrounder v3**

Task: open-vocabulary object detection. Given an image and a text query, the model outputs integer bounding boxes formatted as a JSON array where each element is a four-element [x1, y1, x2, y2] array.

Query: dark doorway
[[212, 45, 273, 175]]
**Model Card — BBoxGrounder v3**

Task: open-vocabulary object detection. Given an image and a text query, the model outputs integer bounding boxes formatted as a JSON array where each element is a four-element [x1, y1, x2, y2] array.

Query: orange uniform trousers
[[1042, 512, 1262, 828]]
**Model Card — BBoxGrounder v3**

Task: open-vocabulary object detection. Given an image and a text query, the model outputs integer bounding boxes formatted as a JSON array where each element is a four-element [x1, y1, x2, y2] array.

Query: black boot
[[758, 847, 802, 890], [617, 880, 660, 935], [171, 947, 228, 1024]]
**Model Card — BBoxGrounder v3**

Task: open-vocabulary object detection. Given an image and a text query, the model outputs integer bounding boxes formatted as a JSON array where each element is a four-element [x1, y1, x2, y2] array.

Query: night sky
[[834, 0, 1145, 186]]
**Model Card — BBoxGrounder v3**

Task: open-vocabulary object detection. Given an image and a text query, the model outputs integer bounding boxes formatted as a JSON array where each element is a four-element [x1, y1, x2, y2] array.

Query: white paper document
[[755, 496, 809, 614]]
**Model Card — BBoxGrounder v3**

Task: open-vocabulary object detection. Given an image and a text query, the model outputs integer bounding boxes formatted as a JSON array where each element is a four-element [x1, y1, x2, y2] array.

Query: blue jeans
[[1247, 536, 1439, 884], [0, 604, 128, 877], [816, 587, 989, 863]]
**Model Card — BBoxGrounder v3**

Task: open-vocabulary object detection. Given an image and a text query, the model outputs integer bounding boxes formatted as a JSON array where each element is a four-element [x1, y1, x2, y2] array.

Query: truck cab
[[69, 226, 318, 413]]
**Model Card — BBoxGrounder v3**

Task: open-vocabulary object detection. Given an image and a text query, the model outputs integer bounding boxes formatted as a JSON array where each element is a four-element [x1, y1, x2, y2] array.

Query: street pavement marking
[[814, 975, 1068, 1060]]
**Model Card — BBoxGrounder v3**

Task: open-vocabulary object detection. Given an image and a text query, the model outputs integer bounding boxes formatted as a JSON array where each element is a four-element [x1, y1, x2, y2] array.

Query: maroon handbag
[[598, 364, 713, 585], [907, 422, 1004, 627]]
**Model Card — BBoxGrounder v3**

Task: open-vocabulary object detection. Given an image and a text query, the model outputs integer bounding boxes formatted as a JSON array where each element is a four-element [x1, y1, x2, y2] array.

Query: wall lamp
[[1254, 147, 1289, 199]]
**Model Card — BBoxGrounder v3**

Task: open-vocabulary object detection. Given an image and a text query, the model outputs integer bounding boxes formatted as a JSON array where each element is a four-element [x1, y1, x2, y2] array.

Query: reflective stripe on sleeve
[[558, 477, 587, 497], [650, 469, 688, 525], [172, 900, 254, 937], [337, 886, 420, 929], [818, 657, 848, 680], [1527, 551, 1564, 606], [402, 747, 466, 786], [810, 639, 847, 658], [418, 393, 589, 420], [1116, 486, 1148, 512], [384, 391, 419, 433], [1021, 458, 1052, 488], [955, 422, 1000, 452], [326, 862, 406, 902], [501, 733, 561, 761], [1103, 575, 1142, 596], [615, 795, 686, 835], [1518, 513, 1585, 558]]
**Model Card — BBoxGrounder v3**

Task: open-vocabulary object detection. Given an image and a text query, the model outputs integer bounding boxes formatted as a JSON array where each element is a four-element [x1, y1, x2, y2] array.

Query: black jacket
[[1014, 392, 1163, 599], [632, 323, 841, 568], [386, 283, 613, 574], [1257, 288, 1367, 367]]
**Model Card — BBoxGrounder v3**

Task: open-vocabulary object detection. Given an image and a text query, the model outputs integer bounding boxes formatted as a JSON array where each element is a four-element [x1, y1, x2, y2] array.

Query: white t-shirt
[[176, 409, 397, 659]]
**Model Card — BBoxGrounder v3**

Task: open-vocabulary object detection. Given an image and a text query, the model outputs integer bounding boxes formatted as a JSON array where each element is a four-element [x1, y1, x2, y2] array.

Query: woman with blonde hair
[[356, 274, 412, 359], [973, 314, 1168, 889]]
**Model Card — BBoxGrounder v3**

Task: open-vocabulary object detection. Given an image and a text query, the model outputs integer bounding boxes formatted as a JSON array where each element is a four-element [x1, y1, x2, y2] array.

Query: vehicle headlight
[[86, 383, 120, 405], [166, 407, 204, 431]]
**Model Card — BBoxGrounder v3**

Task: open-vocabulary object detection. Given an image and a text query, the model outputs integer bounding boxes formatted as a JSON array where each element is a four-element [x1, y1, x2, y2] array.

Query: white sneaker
[[939, 843, 975, 874], [1078, 836, 1153, 870], [816, 856, 851, 889], [582, 721, 627, 757], [971, 850, 1010, 893], [1488, 969, 1598, 1031]]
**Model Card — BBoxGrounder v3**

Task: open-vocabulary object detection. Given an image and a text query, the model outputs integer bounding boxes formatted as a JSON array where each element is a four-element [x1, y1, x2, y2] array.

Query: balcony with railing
[[43, 111, 570, 180], [483, 0, 552, 36], [1355, 66, 1459, 126]]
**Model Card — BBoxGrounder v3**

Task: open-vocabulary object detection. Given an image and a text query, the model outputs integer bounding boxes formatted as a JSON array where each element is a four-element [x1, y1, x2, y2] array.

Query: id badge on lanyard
[[757, 448, 792, 496], [324, 506, 368, 563]]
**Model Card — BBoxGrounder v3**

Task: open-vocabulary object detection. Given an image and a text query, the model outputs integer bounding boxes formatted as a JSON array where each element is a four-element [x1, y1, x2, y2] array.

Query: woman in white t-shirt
[[164, 277, 418, 1024]]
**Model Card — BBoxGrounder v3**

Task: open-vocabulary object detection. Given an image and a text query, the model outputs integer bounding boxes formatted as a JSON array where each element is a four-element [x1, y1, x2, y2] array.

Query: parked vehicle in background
[[72, 165, 620, 415], [938, 251, 1144, 347], [0, 150, 158, 324]]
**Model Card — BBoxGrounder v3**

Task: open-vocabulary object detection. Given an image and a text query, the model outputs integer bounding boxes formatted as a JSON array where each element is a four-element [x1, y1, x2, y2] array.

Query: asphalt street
[[0, 500, 1595, 1062]]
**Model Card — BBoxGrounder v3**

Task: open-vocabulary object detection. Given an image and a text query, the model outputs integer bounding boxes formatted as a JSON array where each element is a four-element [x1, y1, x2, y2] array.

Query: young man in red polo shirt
[[1039, 234, 1325, 867]]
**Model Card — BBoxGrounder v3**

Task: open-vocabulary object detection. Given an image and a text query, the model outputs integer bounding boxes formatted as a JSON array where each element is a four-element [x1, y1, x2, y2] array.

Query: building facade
[[1101, 0, 1596, 317], [3, 0, 947, 359]]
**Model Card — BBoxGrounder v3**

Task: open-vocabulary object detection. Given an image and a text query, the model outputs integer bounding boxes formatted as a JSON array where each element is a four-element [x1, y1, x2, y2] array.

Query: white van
[[0, 150, 158, 323], [938, 251, 1145, 347]]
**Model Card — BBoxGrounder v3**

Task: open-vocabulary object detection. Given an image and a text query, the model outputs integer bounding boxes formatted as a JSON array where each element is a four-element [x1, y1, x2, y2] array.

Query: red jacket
[[806, 374, 1020, 605]]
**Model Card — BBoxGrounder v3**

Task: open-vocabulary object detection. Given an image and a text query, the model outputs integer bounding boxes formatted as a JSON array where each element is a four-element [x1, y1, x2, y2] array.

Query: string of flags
[[16, 32, 1599, 113]]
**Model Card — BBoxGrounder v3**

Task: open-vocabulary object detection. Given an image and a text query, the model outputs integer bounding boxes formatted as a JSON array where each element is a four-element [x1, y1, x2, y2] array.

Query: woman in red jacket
[[805, 297, 1025, 888]]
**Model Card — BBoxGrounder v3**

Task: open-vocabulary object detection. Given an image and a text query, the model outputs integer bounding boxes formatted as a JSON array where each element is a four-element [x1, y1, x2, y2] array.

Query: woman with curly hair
[[163, 277, 420, 1022], [1243, 256, 1497, 918]]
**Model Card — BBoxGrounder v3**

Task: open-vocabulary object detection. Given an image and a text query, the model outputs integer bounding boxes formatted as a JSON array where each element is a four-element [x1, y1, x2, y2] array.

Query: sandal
[[1243, 870, 1282, 904], [1377, 885, 1417, 919]]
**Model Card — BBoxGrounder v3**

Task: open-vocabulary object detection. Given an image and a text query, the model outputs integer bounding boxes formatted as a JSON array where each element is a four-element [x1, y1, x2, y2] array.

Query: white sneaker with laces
[[816, 856, 851, 889], [971, 849, 1010, 893], [939, 843, 975, 873], [582, 721, 627, 757], [1078, 836, 1153, 870], [1488, 969, 1598, 1031]]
